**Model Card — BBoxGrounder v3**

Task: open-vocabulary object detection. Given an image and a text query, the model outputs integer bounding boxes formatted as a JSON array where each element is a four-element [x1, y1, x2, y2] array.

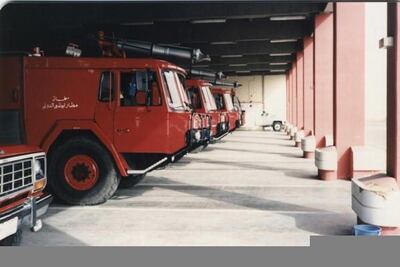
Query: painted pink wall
[[314, 13, 334, 148], [334, 3, 366, 179]]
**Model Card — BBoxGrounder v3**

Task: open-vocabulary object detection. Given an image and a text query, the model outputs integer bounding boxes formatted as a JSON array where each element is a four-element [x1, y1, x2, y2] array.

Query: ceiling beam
[[200, 63, 290, 73], [110, 19, 313, 44], [0, 3, 326, 29], [186, 41, 300, 56], [226, 70, 287, 77], [193, 55, 295, 66]]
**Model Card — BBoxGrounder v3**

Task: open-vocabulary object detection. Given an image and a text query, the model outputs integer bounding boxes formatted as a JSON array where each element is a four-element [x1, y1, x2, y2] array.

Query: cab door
[[113, 69, 167, 153]]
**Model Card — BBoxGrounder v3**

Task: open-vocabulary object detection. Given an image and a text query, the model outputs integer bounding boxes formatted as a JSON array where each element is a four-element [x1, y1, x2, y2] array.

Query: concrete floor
[[22, 130, 355, 246]]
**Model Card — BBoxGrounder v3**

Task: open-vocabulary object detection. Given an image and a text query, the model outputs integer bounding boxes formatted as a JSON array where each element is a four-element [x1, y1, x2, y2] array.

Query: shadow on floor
[[170, 158, 318, 181], [115, 177, 351, 236], [203, 146, 303, 159]]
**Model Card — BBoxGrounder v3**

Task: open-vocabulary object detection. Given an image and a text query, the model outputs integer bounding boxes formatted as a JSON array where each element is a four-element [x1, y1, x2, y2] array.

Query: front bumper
[[216, 122, 229, 137], [0, 193, 52, 240]]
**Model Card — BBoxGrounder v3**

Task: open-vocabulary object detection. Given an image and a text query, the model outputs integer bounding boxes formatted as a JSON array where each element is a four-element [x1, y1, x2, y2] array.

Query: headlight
[[34, 157, 46, 180], [194, 131, 201, 141]]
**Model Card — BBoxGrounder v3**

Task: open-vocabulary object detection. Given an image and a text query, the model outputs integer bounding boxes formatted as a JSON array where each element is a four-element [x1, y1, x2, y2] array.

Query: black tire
[[48, 137, 120, 205], [272, 122, 282, 132], [119, 174, 146, 189], [0, 228, 22, 246]]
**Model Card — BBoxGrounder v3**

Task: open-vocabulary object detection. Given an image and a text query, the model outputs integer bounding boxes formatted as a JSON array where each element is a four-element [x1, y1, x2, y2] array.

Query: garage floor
[[22, 130, 355, 246]]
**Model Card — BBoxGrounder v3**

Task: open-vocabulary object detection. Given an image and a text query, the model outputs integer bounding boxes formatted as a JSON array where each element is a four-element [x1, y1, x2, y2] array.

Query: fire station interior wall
[[231, 75, 287, 130], [365, 2, 387, 123]]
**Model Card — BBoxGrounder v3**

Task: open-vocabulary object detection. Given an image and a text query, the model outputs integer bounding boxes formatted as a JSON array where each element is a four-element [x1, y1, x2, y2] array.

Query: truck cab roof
[[17, 56, 187, 74]]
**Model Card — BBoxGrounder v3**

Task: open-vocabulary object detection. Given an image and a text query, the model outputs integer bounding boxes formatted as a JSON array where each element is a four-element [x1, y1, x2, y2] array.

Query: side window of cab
[[98, 71, 115, 102], [119, 70, 162, 107]]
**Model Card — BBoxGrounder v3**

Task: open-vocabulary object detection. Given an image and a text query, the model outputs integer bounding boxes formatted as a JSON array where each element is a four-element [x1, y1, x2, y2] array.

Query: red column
[[387, 3, 400, 183], [288, 68, 293, 123], [303, 37, 314, 136], [292, 61, 298, 126], [286, 74, 289, 122], [334, 3, 365, 179], [314, 13, 334, 148], [296, 51, 304, 129]]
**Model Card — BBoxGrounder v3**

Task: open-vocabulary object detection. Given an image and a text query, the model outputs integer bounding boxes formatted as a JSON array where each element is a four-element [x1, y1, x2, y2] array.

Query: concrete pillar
[[314, 13, 334, 148], [303, 37, 314, 136], [296, 51, 304, 129], [387, 2, 400, 183], [286, 74, 290, 123], [334, 3, 366, 180], [292, 61, 298, 126]]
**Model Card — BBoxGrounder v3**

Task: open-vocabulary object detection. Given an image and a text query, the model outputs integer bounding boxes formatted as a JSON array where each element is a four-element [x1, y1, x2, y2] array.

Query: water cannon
[[97, 32, 210, 64]]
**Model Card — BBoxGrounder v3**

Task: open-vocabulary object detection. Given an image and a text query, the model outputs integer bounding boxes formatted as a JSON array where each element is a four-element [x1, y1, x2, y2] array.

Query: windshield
[[233, 96, 242, 112], [162, 70, 187, 111], [224, 93, 235, 111], [201, 86, 218, 111]]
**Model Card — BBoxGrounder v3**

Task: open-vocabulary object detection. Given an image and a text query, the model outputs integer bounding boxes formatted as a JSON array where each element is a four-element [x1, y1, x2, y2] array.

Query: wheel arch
[[41, 120, 129, 176]]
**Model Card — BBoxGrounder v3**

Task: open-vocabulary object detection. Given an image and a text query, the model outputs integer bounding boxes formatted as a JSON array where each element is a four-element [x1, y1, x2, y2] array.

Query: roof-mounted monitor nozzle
[[97, 31, 210, 64], [212, 80, 242, 88], [189, 69, 226, 80]]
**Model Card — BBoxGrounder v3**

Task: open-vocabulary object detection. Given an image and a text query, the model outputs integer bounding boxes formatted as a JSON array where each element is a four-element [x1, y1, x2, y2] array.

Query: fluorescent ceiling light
[[270, 16, 307, 21], [229, 64, 247, 67], [269, 62, 289, 66], [270, 39, 298, 43], [191, 19, 226, 24], [221, 54, 243, 58], [121, 21, 154, 26], [210, 41, 237, 45], [235, 70, 251, 73], [270, 69, 286, 72], [269, 53, 292, 57]]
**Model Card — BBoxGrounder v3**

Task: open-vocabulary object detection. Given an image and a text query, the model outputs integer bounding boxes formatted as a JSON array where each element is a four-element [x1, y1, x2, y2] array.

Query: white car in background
[[256, 111, 285, 131]]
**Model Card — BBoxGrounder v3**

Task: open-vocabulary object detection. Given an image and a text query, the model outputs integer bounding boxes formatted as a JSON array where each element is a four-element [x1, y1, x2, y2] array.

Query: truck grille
[[0, 158, 33, 197]]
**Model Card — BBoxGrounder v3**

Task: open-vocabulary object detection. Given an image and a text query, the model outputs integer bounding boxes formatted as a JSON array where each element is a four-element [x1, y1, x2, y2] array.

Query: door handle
[[116, 128, 131, 133]]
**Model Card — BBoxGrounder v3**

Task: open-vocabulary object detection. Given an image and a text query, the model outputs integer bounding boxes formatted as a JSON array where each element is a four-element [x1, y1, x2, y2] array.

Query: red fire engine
[[185, 79, 229, 139], [0, 49, 205, 205], [211, 87, 240, 132]]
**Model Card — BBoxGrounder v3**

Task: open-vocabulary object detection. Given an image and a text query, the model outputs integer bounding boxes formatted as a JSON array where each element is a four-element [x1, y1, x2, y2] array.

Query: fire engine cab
[[185, 79, 229, 139], [211, 87, 239, 132]]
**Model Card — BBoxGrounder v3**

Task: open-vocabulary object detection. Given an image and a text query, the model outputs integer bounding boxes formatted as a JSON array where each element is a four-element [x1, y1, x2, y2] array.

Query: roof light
[[120, 21, 154, 26], [270, 16, 307, 21], [270, 53, 292, 57], [210, 41, 237, 45], [229, 64, 248, 67], [235, 70, 251, 74], [221, 54, 243, 58], [191, 19, 227, 24], [270, 69, 287, 72], [269, 62, 289, 66], [270, 39, 298, 43]]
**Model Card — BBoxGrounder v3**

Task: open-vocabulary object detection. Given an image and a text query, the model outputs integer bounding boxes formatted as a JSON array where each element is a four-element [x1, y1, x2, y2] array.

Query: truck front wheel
[[49, 137, 120, 205]]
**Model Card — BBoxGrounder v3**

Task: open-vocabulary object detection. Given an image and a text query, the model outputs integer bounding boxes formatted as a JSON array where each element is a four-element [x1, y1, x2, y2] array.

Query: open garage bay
[[21, 130, 354, 246]]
